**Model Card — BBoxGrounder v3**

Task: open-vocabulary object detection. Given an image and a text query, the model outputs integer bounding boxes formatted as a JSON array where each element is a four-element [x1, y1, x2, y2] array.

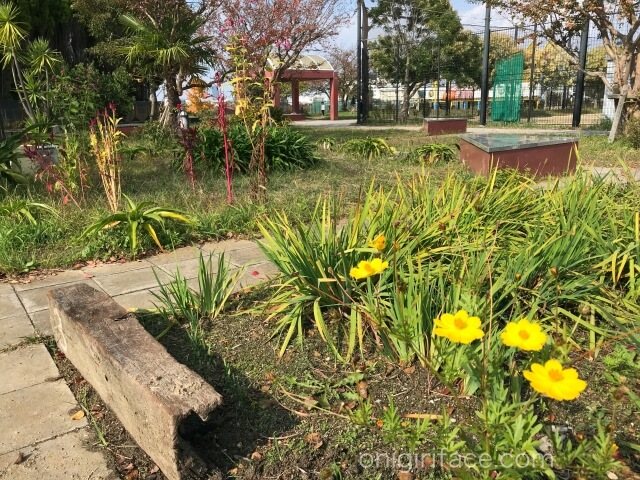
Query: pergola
[[266, 55, 339, 120]]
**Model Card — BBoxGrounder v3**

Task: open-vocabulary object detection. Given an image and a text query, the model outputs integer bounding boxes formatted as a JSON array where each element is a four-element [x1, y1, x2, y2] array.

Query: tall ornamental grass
[[258, 168, 640, 364]]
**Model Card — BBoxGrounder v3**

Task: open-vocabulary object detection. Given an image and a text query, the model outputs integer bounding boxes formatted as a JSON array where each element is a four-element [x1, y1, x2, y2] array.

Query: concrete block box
[[459, 133, 578, 177]]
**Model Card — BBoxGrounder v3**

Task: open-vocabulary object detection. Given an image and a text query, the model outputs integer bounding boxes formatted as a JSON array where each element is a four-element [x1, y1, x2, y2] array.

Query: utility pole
[[479, 2, 491, 125]]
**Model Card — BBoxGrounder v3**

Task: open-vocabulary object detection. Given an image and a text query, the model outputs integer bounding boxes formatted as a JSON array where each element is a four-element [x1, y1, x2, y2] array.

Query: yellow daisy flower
[[523, 359, 587, 401], [501, 319, 547, 351], [349, 258, 389, 280], [433, 310, 484, 345], [368, 234, 386, 252]]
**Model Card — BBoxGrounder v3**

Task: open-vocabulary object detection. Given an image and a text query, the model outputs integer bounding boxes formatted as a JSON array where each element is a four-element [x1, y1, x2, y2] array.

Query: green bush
[[199, 124, 317, 174], [50, 63, 135, 129], [624, 116, 640, 149], [258, 169, 640, 364], [405, 143, 458, 164], [340, 136, 396, 159]]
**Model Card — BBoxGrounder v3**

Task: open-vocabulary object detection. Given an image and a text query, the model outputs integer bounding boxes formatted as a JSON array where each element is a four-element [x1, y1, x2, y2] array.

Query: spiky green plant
[[81, 193, 192, 257]]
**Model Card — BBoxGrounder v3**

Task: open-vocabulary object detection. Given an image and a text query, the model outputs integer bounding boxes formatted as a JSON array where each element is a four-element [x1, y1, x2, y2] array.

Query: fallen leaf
[[250, 451, 262, 461], [397, 471, 414, 480], [304, 432, 320, 444], [260, 385, 270, 392], [94, 412, 104, 420], [228, 467, 238, 475], [124, 468, 138, 479], [90, 404, 101, 412], [71, 410, 85, 420], [123, 463, 135, 472], [264, 372, 275, 382], [116, 454, 128, 466], [83, 273, 93, 279], [403, 366, 416, 375], [72, 263, 83, 270], [304, 432, 323, 449], [303, 396, 318, 410], [14, 452, 25, 465], [356, 380, 368, 399]]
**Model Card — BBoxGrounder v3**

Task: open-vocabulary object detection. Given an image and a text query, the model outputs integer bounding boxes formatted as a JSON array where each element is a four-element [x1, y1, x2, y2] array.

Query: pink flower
[[109, 102, 116, 112], [176, 103, 182, 110]]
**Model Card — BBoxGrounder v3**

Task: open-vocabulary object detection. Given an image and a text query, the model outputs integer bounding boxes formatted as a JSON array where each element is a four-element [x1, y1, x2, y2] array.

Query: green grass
[[1, 125, 639, 276]]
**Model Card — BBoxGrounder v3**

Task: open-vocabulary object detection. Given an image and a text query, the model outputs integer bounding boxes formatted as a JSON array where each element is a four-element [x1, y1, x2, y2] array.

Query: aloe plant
[[82, 194, 192, 257]]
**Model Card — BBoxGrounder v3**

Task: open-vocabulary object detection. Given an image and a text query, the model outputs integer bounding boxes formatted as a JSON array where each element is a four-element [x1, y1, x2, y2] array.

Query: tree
[[326, 46, 358, 110], [491, 0, 639, 140], [208, 0, 351, 82], [118, 0, 216, 125], [368, 0, 466, 121]]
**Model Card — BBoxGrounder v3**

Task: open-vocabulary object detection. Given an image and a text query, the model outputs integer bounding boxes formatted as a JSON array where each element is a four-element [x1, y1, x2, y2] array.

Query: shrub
[[405, 143, 458, 165], [199, 124, 317, 174], [258, 170, 640, 364], [340, 136, 397, 159], [624, 116, 640, 149], [50, 63, 135, 129]]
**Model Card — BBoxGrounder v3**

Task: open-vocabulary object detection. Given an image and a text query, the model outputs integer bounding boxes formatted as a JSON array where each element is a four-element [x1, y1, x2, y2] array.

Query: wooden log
[[48, 283, 223, 480]]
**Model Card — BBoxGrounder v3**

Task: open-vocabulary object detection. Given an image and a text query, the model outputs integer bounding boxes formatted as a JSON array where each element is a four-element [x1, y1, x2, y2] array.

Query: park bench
[[48, 283, 222, 480], [459, 133, 578, 177]]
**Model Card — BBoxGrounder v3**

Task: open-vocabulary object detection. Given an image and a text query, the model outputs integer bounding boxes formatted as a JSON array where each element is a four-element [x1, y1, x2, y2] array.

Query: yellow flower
[[500, 319, 547, 351], [349, 258, 389, 280], [433, 310, 484, 344], [523, 359, 586, 401], [368, 234, 386, 252]]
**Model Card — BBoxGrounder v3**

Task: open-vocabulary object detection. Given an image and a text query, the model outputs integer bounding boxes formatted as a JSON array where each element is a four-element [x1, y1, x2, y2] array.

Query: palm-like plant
[[82, 194, 192, 257], [0, 2, 61, 125], [119, 6, 214, 126]]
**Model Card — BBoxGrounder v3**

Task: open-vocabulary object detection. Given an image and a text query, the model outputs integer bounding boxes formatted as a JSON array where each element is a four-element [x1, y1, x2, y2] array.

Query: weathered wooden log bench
[[459, 133, 579, 177], [48, 283, 222, 480], [423, 118, 467, 135]]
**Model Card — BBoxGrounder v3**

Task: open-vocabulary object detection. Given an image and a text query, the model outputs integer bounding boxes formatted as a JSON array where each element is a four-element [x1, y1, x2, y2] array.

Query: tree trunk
[[401, 53, 411, 123], [163, 75, 180, 127], [149, 83, 158, 120], [608, 89, 627, 143]]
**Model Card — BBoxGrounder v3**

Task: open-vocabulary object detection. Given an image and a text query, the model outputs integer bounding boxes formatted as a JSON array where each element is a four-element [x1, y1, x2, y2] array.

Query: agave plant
[[82, 194, 192, 257], [0, 125, 40, 185]]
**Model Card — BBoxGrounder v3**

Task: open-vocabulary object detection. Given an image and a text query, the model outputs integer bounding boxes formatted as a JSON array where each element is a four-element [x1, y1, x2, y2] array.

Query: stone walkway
[[0, 239, 276, 479]]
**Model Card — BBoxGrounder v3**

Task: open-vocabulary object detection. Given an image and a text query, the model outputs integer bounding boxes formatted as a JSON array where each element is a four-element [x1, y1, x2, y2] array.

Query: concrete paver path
[[0, 239, 276, 479]]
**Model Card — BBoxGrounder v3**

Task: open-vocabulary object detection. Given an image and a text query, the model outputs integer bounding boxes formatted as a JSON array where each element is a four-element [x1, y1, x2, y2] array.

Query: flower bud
[[550, 267, 559, 276]]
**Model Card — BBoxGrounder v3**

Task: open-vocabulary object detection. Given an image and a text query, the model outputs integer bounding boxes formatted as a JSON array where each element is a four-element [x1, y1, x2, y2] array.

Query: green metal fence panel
[[491, 52, 524, 122]]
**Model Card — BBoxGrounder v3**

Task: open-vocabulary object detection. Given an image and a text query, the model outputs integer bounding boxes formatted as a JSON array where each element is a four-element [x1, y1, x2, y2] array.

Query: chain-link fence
[[367, 23, 610, 128]]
